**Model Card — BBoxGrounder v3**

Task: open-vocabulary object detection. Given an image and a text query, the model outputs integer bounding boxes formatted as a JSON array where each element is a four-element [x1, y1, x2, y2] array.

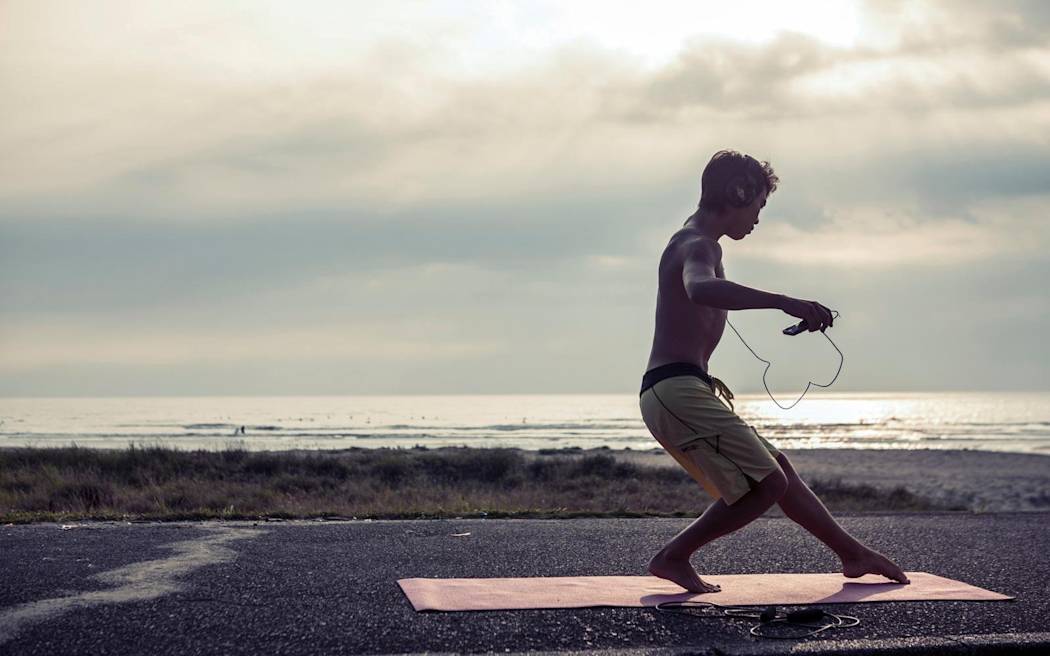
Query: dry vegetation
[[0, 445, 966, 524]]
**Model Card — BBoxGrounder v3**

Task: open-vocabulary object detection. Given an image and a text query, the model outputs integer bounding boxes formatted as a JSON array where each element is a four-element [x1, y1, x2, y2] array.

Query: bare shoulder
[[674, 230, 722, 264]]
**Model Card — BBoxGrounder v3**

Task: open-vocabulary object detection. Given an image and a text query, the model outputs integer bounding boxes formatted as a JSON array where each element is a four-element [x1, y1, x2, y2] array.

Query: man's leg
[[774, 452, 910, 584], [647, 468, 789, 593], [773, 452, 864, 559]]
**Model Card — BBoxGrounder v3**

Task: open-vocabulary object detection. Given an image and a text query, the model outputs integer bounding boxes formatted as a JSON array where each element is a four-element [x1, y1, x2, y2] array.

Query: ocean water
[[1, 392, 1048, 455]]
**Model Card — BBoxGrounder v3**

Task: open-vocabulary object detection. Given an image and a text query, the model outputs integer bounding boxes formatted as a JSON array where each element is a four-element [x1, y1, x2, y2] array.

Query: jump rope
[[654, 599, 860, 640], [652, 313, 853, 641], [726, 309, 844, 411], [659, 158, 853, 639], [688, 155, 846, 410]]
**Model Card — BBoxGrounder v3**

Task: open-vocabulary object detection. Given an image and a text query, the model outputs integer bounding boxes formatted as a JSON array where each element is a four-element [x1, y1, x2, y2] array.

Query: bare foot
[[647, 551, 721, 593], [842, 547, 910, 584]]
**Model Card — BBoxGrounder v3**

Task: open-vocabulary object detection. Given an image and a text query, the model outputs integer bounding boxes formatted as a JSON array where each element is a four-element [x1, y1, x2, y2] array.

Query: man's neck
[[683, 209, 726, 241]]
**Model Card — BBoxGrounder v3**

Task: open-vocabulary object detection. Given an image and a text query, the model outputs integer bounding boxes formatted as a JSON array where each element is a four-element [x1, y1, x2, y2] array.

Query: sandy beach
[[600, 447, 1050, 513]]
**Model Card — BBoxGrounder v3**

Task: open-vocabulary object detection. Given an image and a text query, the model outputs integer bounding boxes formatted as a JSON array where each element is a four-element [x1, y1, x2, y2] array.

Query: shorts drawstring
[[709, 376, 735, 412]]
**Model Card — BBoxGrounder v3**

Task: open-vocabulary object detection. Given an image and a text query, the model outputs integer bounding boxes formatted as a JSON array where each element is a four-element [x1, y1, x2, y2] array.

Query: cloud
[[0, 314, 505, 371], [2, 1, 1046, 221], [0, 189, 668, 319], [737, 194, 1050, 268], [861, 0, 1050, 52], [0, 0, 1048, 394]]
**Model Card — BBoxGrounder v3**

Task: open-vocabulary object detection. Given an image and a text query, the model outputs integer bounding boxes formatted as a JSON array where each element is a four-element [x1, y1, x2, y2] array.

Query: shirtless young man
[[638, 150, 909, 593]]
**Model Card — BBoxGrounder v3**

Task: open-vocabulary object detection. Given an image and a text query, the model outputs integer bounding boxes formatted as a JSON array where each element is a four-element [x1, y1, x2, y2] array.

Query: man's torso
[[645, 229, 726, 373]]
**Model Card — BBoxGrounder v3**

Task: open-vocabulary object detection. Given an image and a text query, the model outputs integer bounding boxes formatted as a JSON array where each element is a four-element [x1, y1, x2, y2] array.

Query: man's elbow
[[685, 279, 715, 305]]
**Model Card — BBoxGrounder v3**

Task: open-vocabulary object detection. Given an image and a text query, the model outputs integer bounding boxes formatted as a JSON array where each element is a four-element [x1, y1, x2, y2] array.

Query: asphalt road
[[1, 512, 1048, 655]]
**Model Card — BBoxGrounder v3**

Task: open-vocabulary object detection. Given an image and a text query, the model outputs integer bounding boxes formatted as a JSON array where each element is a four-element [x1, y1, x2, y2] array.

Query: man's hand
[[779, 296, 834, 332]]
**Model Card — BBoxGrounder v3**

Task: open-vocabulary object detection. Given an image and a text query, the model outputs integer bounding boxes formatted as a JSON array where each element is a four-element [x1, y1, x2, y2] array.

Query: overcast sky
[[1, 0, 1048, 396]]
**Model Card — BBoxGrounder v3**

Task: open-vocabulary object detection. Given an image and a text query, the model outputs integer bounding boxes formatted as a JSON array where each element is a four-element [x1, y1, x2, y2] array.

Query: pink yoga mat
[[398, 572, 1014, 612]]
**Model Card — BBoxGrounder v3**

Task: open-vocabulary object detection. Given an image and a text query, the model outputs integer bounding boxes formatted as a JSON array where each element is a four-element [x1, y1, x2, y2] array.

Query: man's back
[[645, 229, 726, 374]]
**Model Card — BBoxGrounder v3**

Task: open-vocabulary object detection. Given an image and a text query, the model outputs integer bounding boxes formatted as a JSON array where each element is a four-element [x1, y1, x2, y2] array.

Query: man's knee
[[775, 452, 805, 488], [757, 467, 789, 501]]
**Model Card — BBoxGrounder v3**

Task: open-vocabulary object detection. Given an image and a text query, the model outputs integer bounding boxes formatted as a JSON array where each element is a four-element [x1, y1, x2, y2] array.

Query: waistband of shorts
[[639, 362, 713, 396]]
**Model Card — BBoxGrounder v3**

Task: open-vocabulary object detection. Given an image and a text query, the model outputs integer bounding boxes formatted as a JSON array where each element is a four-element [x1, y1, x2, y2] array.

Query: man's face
[[731, 188, 767, 240]]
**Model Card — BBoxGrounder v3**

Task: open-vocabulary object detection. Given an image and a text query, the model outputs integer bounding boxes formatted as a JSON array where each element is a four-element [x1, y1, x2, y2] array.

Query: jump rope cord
[[724, 310, 843, 410], [655, 600, 860, 640], [652, 313, 853, 639]]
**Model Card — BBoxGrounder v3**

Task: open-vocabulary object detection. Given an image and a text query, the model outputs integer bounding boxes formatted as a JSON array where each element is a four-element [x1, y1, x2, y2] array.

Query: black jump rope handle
[[761, 606, 826, 623], [784, 309, 839, 336]]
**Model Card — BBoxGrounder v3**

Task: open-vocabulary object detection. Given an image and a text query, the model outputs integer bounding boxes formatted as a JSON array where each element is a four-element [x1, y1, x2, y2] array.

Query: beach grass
[[0, 444, 968, 524]]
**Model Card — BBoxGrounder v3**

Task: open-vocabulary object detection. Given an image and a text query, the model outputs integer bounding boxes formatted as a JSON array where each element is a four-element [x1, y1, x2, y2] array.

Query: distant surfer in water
[[638, 150, 909, 593]]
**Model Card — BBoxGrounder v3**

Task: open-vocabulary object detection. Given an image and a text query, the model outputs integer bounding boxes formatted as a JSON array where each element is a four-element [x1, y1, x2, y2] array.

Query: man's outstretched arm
[[689, 279, 787, 311], [682, 239, 786, 311]]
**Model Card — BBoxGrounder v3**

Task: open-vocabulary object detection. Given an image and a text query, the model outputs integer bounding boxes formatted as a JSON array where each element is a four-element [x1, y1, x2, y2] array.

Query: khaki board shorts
[[639, 374, 783, 506]]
